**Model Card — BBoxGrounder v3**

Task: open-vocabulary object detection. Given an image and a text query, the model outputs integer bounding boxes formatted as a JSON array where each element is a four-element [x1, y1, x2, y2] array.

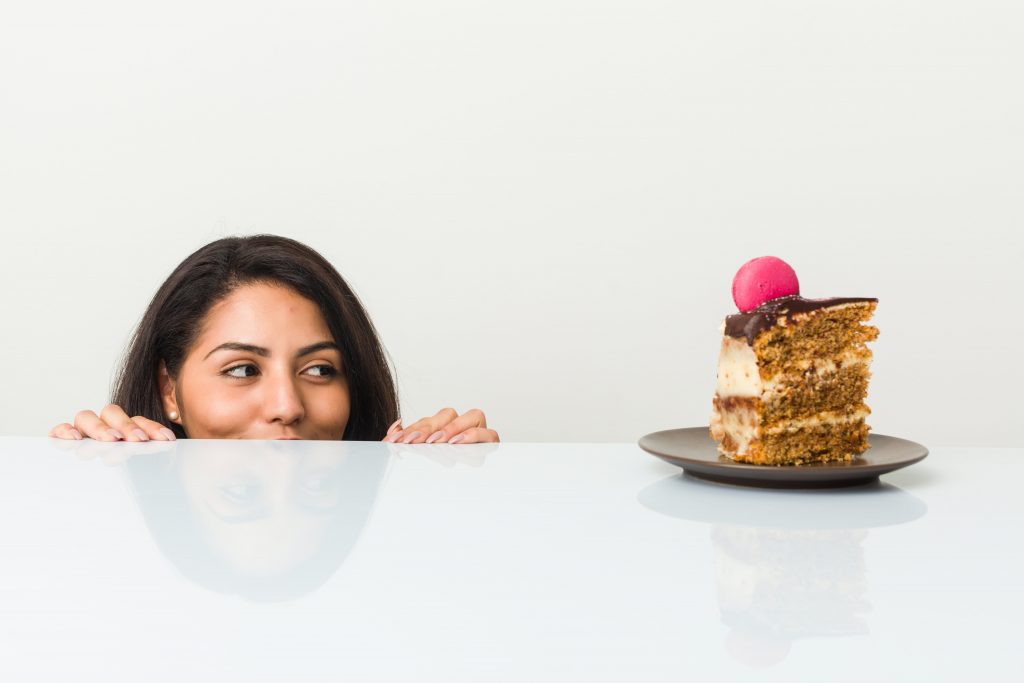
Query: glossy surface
[[0, 437, 1018, 681], [640, 428, 929, 488]]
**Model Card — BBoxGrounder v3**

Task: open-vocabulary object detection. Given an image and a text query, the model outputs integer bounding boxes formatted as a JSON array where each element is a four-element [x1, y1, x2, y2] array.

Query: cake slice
[[710, 258, 879, 465]]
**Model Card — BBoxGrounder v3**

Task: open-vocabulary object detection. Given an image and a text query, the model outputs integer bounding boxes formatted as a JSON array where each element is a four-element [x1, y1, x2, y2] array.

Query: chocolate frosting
[[724, 295, 878, 344]]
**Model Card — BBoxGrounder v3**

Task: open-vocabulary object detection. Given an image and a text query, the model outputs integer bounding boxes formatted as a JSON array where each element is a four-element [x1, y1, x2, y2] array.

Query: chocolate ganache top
[[724, 295, 878, 344]]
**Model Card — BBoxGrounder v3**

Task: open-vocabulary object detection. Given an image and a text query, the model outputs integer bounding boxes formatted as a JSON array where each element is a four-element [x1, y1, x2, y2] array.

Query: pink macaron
[[732, 256, 800, 312]]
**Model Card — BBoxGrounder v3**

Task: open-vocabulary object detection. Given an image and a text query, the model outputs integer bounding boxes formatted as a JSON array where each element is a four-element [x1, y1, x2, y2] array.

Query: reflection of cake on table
[[712, 525, 870, 662], [710, 257, 879, 465]]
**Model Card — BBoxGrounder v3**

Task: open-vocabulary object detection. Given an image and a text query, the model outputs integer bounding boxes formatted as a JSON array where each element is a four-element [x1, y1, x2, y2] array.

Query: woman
[[48, 235, 498, 445]]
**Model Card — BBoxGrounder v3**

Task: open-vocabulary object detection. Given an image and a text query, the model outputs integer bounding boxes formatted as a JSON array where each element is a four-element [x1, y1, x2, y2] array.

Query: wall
[[1, 1, 1020, 445]]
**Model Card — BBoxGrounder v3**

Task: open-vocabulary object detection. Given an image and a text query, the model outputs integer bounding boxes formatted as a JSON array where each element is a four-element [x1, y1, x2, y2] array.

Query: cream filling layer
[[714, 332, 870, 400], [714, 405, 870, 455], [762, 356, 871, 402], [763, 408, 870, 435], [714, 334, 761, 398], [714, 401, 757, 454]]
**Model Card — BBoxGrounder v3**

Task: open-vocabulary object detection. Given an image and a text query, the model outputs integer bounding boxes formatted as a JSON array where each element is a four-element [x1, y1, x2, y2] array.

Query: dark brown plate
[[638, 427, 928, 489]]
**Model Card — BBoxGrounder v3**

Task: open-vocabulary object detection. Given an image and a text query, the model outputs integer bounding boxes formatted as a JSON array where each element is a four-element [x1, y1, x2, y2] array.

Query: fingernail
[[449, 434, 465, 445], [107, 428, 125, 440], [160, 427, 177, 441], [133, 429, 149, 442], [70, 429, 83, 440], [387, 419, 402, 434], [400, 431, 422, 444], [385, 431, 402, 443], [426, 430, 444, 444]]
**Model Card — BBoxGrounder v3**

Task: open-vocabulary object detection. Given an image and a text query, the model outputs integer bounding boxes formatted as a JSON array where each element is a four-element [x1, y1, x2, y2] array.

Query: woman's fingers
[[74, 410, 122, 442], [387, 407, 458, 444], [99, 404, 151, 442], [391, 419, 431, 444], [68, 406, 174, 442], [427, 408, 489, 444], [384, 408, 498, 445], [48, 423, 83, 440], [132, 416, 177, 441], [446, 427, 500, 445], [381, 418, 403, 441]]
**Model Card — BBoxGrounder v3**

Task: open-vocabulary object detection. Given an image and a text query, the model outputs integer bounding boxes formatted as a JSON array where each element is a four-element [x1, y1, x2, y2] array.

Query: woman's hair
[[111, 235, 398, 440]]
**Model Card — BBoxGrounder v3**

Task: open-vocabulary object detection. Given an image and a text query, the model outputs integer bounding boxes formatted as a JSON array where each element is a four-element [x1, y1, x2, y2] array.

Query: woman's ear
[[158, 361, 180, 424]]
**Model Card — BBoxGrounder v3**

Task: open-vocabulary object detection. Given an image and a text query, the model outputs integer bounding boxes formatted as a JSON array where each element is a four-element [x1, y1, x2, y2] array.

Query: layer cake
[[710, 289, 879, 466]]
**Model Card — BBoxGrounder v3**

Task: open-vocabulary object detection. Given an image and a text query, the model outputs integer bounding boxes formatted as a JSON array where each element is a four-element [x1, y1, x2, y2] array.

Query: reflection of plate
[[638, 473, 928, 530], [639, 428, 928, 489]]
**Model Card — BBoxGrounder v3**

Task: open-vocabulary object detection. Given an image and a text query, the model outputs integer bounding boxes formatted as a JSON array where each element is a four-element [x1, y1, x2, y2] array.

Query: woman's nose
[[262, 373, 305, 425]]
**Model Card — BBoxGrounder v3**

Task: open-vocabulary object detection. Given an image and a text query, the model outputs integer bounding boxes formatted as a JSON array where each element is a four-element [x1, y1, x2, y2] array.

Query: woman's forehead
[[196, 282, 333, 346]]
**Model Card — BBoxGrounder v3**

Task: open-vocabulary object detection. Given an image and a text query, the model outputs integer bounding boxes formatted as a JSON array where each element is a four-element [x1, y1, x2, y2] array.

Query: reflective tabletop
[[0, 437, 1018, 681]]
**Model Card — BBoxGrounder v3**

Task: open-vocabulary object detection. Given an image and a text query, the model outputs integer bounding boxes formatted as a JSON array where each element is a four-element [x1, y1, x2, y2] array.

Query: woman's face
[[162, 282, 350, 440]]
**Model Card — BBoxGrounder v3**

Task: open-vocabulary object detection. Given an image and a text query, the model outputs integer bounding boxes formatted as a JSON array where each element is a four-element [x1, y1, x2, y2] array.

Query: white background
[[1, 1, 1021, 445]]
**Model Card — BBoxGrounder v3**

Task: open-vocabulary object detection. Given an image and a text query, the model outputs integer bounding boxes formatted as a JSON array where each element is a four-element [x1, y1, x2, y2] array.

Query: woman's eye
[[304, 364, 337, 378], [222, 363, 335, 378], [224, 364, 259, 378]]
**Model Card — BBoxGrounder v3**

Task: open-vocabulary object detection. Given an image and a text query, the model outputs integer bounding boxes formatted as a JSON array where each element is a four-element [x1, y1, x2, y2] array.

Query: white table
[[0, 436, 1019, 681]]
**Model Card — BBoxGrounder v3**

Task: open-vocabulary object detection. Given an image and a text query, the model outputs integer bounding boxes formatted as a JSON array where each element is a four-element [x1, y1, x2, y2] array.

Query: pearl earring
[[168, 411, 179, 421]]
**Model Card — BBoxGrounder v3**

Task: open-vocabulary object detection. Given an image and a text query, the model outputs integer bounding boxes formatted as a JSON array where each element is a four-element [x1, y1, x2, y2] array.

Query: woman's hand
[[383, 407, 499, 445], [48, 404, 177, 442]]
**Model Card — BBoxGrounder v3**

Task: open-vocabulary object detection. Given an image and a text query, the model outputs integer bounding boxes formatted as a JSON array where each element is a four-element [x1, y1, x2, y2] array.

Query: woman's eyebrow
[[204, 342, 269, 360], [296, 341, 340, 357], [204, 341, 339, 360]]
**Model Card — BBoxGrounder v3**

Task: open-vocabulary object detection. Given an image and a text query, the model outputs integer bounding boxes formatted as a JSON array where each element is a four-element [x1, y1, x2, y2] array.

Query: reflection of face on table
[[126, 441, 387, 601], [179, 444, 350, 576]]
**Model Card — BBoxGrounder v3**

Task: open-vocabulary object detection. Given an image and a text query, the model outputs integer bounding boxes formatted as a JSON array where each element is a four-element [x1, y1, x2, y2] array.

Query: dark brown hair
[[111, 235, 398, 440]]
